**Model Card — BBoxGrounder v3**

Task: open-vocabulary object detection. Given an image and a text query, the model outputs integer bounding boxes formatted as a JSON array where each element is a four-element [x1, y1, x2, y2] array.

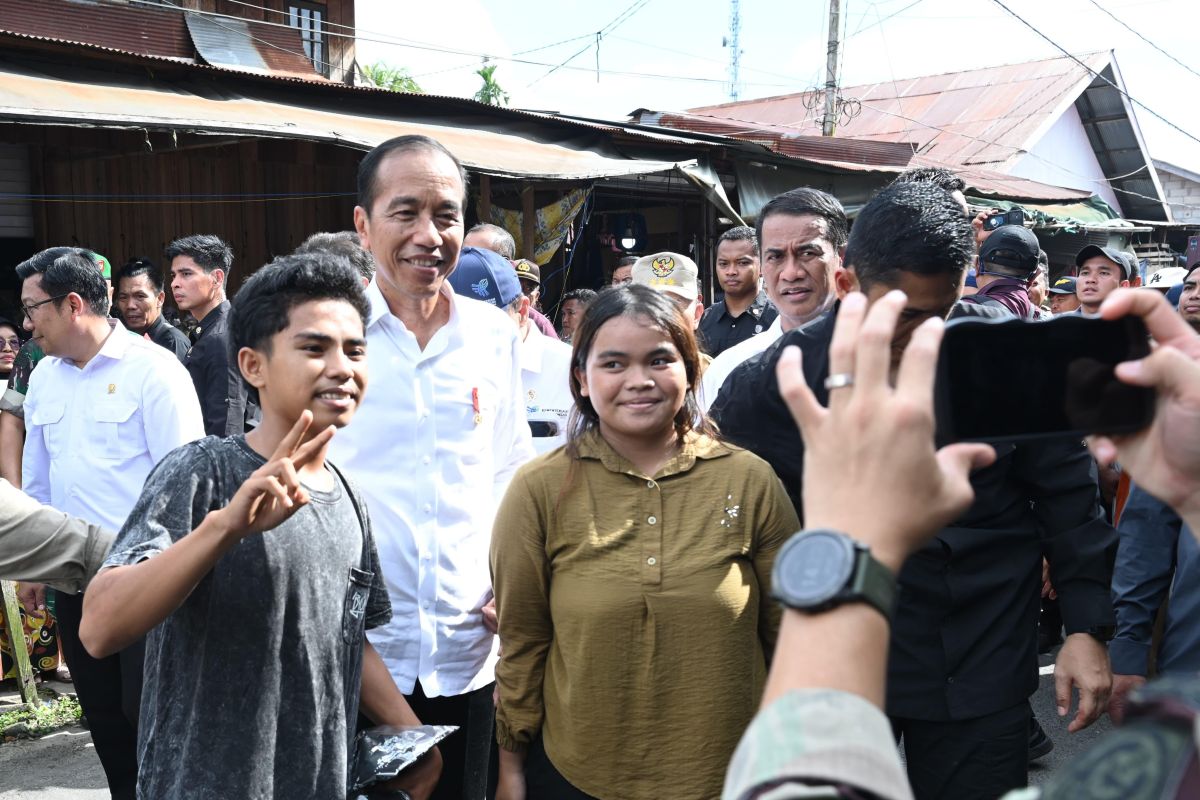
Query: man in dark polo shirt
[[115, 258, 189, 363], [698, 226, 777, 356], [167, 234, 249, 437]]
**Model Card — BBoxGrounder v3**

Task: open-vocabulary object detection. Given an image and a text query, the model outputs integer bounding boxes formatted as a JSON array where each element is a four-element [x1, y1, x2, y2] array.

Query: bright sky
[[355, 0, 1200, 171]]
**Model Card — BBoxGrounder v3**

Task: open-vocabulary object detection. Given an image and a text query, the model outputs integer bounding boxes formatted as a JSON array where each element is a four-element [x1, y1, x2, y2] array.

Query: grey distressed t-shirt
[[103, 435, 391, 800]]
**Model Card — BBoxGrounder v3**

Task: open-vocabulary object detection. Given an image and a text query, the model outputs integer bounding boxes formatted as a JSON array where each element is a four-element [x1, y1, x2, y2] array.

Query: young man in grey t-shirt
[[79, 254, 442, 799]]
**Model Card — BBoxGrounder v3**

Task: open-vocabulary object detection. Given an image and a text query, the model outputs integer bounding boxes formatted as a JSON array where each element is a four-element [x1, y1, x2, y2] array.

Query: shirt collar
[[93, 318, 134, 362], [574, 429, 731, 479], [194, 299, 229, 331], [520, 325, 547, 373], [365, 278, 461, 336]]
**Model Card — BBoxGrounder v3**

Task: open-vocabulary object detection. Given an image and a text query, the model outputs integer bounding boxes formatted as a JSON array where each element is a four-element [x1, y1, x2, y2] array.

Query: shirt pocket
[[342, 567, 374, 645], [91, 400, 142, 460], [29, 401, 66, 458]]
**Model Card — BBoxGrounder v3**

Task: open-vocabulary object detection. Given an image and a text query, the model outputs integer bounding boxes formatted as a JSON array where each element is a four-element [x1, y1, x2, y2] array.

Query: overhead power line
[[527, 0, 653, 87], [989, 0, 1200, 148], [1085, 0, 1200, 82]]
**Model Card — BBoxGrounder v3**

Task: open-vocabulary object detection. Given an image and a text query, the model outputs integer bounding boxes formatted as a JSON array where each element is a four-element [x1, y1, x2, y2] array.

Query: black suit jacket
[[711, 302, 1117, 721]]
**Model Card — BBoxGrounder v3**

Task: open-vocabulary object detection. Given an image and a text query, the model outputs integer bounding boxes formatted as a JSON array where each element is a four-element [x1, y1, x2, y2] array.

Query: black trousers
[[892, 702, 1029, 800], [55, 591, 144, 800], [405, 681, 497, 800], [524, 737, 597, 800]]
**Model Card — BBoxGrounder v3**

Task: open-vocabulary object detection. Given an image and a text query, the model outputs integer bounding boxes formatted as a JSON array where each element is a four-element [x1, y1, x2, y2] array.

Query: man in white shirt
[[337, 135, 535, 800], [18, 247, 203, 800], [700, 188, 847, 410], [447, 246, 574, 455]]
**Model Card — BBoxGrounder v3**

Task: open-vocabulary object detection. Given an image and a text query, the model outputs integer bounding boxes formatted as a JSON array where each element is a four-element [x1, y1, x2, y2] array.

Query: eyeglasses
[[20, 294, 69, 317], [0, 337, 19, 351]]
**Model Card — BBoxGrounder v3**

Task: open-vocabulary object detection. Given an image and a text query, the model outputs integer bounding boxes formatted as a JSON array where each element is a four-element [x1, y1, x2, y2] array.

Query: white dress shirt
[[22, 319, 205, 532], [699, 316, 784, 412], [330, 281, 535, 697], [520, 326, 574, 455]]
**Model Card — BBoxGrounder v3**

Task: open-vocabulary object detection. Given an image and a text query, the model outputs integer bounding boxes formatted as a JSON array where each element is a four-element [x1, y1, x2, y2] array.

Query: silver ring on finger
[[824, 372, 855, 391]]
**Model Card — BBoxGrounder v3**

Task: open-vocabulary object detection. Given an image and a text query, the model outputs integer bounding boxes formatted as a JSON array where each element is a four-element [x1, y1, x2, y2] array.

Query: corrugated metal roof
[[688, 53, 1111, 169], [0, 56, 690, 181], [184, 12, 318, 80]]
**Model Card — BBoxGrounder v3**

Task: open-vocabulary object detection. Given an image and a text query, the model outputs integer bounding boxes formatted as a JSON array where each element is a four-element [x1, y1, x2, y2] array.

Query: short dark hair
[[294, 232, 376, 283], [165, 235, 233, 283], [357, 135, 470, 214], [16, 247, 110, 316], [890, 166, 966, 194], [844, 181, 974, 289], [561, 288, 598, 305], [616, 255, 638, 267], [231, 252, 369, 365], [717, 225, 758, 255], [466, 223, 516, 259], [115, 257, 164, 294], [756, 188, 848, 251]]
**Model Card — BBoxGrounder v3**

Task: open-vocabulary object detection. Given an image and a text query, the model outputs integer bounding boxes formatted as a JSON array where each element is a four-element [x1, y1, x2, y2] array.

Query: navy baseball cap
[[447, 246, 523, 308], [979, 225, 1040, 277], [1075, 245, 1134, 279], [1049, 276, 1077, 295]]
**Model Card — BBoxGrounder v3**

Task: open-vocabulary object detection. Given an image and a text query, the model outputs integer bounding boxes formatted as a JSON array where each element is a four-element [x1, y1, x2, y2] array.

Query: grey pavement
[[0, 650, 1113, 798]]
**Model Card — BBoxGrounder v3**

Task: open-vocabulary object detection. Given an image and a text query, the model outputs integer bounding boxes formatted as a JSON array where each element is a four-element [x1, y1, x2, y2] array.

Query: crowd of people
[[0, 135, 1198, 800]]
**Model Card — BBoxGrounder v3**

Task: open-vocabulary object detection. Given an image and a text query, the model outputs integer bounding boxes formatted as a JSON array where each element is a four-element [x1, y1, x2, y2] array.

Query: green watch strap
[[849, 547, 896, 620]]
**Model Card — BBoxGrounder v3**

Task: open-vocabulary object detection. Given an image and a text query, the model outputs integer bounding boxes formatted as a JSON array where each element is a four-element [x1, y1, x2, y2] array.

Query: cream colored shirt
[[491, 431, 799, 800]]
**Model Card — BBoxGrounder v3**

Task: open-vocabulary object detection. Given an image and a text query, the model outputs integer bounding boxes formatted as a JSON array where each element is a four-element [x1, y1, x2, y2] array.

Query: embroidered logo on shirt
[[471, 278, 490, 298], [107, 384, 116, 394], [650, 256, 676, 277]]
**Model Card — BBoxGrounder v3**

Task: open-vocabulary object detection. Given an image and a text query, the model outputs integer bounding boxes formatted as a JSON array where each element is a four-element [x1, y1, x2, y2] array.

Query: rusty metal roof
[[0, 0, 321, 79], [688, 53, 1111, 169]]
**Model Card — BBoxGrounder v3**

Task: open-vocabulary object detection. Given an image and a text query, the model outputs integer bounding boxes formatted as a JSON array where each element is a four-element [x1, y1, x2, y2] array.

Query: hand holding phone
[[935, 314, 1154, 443]]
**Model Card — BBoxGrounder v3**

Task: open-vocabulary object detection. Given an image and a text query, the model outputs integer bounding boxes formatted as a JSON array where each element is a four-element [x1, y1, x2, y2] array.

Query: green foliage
[[0, 694, 82, 740], [473, 64, 511, 107], [360, 62, 423, 94]]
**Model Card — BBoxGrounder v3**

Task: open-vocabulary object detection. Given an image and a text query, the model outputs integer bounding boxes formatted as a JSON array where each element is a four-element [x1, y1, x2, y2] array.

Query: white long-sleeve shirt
[[23, 319, 204, 532], [330, 281, 535, 697], [699, 316, 784, 412], [520, 326, 574, 455]]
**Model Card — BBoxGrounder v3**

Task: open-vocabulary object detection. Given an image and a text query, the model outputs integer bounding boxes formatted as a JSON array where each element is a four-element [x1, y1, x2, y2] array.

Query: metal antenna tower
[[727, 0, 741, 101]]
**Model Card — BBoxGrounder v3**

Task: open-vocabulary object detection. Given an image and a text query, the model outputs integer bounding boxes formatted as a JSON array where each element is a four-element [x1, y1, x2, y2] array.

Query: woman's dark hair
[[565, 284, 717, 456]]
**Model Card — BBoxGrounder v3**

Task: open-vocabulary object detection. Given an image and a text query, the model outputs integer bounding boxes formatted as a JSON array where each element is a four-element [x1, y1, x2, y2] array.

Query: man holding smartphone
[[961, 225, 1042, 319]]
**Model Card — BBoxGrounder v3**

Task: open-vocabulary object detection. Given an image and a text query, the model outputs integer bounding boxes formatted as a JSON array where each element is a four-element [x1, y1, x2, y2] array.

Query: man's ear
[[211, 268, 227, 292], [692, 300, 704, 326], [238, 346, 268, 392], [155, 290, 166, 310], [834, 266, 859, 298], [519, 295, 531, 324], [1122, 278, 1134, 288], [353, 206, 371, 252]]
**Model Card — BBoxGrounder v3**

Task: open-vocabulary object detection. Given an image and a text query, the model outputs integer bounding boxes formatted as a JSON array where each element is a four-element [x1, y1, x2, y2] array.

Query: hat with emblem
[[513, 258, 540, 286], [631, 251, 699, 301], [447, 246, 523, 308]]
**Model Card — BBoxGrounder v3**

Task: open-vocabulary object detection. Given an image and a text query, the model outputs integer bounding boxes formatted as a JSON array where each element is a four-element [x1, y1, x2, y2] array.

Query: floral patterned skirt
[[0, 583, 59, 678]]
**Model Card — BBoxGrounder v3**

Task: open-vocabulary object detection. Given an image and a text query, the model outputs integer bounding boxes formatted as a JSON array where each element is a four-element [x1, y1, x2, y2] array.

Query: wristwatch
[[771, 529, 897, 619]]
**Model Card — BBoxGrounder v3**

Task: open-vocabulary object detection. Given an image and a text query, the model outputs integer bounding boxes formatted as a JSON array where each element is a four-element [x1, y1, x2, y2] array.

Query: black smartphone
[[934, 314, 1155, 443], [528, 420, 560, 438], [983, 208, 1026, 231]]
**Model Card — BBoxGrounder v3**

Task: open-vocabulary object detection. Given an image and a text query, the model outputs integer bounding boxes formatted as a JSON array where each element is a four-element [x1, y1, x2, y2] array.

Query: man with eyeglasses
[[17, 247, 203, 800]]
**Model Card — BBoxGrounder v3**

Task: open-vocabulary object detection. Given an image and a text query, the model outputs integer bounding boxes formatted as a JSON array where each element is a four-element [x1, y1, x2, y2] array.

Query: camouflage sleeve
[[0, 340, 44, 418]]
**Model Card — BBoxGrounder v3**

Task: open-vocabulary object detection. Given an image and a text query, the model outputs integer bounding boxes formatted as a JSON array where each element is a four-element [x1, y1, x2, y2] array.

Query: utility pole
[[727, 0, 741, 101], [822, 0, 841, 136]]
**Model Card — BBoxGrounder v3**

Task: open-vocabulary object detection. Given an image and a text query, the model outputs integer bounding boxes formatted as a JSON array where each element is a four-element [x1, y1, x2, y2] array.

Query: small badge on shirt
[[107, 383, 116, 394], [754, 324, 763, 334], [472, 387, 482, 426]]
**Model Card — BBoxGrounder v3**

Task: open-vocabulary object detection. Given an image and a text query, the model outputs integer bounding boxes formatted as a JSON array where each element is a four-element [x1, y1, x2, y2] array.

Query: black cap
[[978, 225, 1040, 277], [1049, 276, 1077, 295], [1075, 245, 1134, 279]]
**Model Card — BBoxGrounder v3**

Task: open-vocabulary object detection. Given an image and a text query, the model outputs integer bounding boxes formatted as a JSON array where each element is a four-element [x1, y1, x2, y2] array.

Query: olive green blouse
[[490, 430, 800, 800]]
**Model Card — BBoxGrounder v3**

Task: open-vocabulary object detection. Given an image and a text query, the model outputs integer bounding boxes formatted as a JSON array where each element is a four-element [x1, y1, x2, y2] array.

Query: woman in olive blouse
[[491, 285, 800, 800]]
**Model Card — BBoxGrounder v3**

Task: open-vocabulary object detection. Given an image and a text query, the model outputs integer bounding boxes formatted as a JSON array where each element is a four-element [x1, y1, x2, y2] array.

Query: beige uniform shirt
[[491, 431, 799, 800], [0, 478, 113, 593]]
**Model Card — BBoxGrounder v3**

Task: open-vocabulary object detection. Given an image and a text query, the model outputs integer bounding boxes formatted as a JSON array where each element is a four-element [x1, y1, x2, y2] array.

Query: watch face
[[777, 531, 855, 606]]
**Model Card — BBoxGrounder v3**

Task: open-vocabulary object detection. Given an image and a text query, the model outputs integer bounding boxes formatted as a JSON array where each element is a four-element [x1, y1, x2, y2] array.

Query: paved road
[[0, 650, 1112, 798]]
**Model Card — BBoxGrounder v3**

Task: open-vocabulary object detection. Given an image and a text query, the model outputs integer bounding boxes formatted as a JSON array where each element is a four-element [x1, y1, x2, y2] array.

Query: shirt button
[[423, 601, 432, 609], [422, 455, 432, 466], [647, 557, 657, 566], [646, 480, 656, 488], [423, 503, 433, 514], [647, 515, 657, 525]]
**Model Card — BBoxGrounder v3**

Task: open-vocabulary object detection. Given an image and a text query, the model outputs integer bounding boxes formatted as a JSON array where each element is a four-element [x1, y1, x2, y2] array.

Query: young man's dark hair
[[717, 225, 759, 254], [231, 252, 369, 367], [16, 249, 110, 316], [889, 165, 967, 195], [754, 187, 848, 252], [844, 181, 975, 289], [115, 257, 165, 293], [294, 231, 377, 283], [357, 134, 470, 212], [561, 287, 598, 305], [164, 234, 233, 282]]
